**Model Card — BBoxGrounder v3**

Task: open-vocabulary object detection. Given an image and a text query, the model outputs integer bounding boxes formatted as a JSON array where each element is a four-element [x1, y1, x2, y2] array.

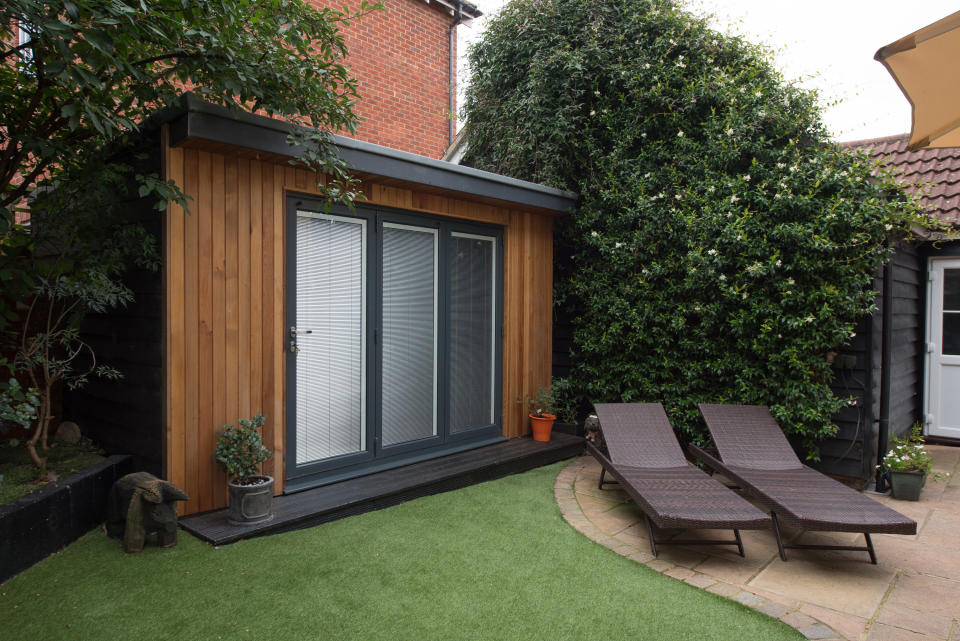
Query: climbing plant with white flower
[[463, 0, 932, 456]]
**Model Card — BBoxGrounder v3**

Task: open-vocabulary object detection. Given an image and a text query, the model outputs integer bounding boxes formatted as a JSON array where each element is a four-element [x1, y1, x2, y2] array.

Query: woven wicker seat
[[693, 403, 917, 564], [589, 403, 770, 557]]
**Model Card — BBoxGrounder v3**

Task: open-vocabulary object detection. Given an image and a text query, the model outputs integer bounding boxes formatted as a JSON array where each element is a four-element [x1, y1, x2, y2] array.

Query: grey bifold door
[[293, 212, 367, 465], [380, 223, 438, 447], [287, 201, 502, 490]]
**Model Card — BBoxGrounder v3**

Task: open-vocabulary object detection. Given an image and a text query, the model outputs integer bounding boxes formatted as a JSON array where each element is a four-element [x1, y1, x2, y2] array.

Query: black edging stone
[[0, 455, 134, 583]]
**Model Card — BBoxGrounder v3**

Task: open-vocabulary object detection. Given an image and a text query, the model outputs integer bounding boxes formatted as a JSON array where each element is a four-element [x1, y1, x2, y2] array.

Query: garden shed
[[67, 93, 577, 516], [813, 134, 960, 485]]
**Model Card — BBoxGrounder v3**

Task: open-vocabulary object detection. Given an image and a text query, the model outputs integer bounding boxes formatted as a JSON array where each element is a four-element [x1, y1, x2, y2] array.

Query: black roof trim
[[166, 94, 578, 213]]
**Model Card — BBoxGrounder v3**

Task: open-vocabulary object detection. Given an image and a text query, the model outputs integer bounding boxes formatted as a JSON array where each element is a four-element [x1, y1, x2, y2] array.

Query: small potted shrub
[[880, 424, 933, 501], [214, 414, 274, 525], [526, 386, 557, 442]]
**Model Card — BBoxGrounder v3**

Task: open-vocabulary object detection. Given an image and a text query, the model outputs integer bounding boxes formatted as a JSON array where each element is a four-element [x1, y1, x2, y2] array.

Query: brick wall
[[314, 0, 457, 159]]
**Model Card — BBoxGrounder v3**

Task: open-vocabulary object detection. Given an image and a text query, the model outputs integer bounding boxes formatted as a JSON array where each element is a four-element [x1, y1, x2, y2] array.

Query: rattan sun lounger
[[693, 403, 917, 564], [588, 403, 771, 557]]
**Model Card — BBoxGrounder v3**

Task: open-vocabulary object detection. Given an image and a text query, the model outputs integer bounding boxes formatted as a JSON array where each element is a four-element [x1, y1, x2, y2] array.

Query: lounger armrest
[[688, 443, 728, 474], [585, 439, 612, 467]]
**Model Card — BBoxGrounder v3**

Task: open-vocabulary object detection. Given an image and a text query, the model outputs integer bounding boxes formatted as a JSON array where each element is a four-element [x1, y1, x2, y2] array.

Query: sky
[[456, 0, 958, 142]]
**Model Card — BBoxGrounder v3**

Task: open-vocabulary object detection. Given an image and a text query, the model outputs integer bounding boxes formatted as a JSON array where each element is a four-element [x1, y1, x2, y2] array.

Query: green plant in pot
[[526, 386, 557, 442], [214, 414, 274, 525], [880, 424, 932, 501]]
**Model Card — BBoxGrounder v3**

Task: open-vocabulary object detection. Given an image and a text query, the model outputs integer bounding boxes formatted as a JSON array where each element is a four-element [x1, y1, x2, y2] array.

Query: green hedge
[[463, 0, 928, 456]]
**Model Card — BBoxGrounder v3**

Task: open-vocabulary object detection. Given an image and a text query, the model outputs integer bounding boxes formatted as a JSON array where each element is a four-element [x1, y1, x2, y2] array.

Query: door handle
[[290, 326, 313, 339], [289, 327, 311, 354]]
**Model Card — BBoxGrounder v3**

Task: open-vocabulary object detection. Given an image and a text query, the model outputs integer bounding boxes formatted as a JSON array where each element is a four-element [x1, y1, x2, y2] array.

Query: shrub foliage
[[463, 0, 928, 455]]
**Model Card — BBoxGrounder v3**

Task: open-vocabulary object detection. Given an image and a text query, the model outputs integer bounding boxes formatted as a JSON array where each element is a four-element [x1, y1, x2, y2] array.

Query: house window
[[286, 198, 503, 488]]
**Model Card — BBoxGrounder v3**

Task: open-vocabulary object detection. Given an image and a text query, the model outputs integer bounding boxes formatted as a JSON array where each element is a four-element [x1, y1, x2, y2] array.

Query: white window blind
[[381, 223, 438, 446], [449, 233, 496, 432], [295, 212, 366, 464]]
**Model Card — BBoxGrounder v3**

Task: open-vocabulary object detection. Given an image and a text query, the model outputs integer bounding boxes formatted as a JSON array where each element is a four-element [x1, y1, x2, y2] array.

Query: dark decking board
[[180, 434, 584, 545]]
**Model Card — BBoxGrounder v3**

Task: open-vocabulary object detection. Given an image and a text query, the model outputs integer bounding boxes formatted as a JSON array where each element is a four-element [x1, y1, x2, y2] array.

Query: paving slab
[[865, 622, 945, 641], [749, 558, 896, 618]]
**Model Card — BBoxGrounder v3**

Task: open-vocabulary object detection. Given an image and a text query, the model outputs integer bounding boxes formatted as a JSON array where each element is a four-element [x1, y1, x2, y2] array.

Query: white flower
[[744, 174, 751, 181], [775, 259, 782, 267], [788, 279, 795, 285], [590, 110, 596, 116], [707, 249, 717, 256], [719, 274, 726, 281], [644, 63, 651, 69], [776, 162, 786, 169], [677, 130, 684, 137], [615, 242, 623, 248], [726, 128, 735, 136], [675, 194, 683, 200], [885, 223, 893, 231], [591, 231, 599, 237], [594, 90, 601, 96], [707, 185, 715, 193], [730, 195, 740, 203], [644, 172, 651, 178]]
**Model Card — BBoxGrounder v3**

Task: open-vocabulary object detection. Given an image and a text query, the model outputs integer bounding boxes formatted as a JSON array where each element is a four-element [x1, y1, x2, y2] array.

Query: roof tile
[[843, 133, 960, 227]]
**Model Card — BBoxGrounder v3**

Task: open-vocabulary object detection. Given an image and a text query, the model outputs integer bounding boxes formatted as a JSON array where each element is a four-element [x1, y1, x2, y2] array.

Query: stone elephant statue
[[106, 472, 188, 553]]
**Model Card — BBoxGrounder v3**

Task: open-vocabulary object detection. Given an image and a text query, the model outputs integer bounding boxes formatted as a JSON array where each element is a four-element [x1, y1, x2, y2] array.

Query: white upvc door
[[925, 259, 960, 439]]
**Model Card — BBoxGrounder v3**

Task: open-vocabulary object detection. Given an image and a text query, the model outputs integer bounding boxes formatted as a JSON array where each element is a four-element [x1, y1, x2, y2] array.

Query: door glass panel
[[945, 269, 960, 311], [943, 313, 960, 355], [295, 212, 366, 464], [381, 224, 437, 446], [449, 233, 496, 432]]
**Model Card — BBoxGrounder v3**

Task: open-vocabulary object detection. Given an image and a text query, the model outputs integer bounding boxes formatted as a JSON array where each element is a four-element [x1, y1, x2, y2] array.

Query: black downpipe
[[448, 2, 464, 146], [875, 258, 894, 492]]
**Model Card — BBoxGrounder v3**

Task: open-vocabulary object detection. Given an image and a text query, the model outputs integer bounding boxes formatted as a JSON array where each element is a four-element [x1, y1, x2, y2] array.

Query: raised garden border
[[0, 454, 133, 583]]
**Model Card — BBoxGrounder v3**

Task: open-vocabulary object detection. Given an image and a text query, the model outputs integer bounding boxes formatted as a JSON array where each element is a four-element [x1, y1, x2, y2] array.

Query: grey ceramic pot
[[227, 475, 274, 525], [888, 470, 925, 501]]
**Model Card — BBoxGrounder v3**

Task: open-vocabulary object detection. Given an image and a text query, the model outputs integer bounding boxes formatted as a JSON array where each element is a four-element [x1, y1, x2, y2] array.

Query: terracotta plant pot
[[227, 475, 275, 525], [529, 413, 556, 442], [888, 470, 925, 501]]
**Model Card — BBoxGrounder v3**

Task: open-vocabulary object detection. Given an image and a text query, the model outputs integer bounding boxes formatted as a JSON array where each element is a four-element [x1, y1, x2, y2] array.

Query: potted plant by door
[[880, 424, 933, 501], [214, 414, 274, 525], [527, 386, 558, 442]]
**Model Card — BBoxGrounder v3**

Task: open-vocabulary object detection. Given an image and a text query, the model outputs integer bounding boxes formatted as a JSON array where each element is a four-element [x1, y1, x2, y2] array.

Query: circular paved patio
[[554, 446, 960, 641]]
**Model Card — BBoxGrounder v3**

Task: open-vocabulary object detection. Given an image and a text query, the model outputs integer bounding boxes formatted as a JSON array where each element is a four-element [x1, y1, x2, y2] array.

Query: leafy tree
[[0, 0, 378, 476], [462, 0, 930, 455], [0, 0, 377, 234]]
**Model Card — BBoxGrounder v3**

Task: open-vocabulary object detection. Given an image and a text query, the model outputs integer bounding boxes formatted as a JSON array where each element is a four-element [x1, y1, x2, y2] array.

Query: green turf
[[0, 440, 104, 505], [0, 462, 802, 640]]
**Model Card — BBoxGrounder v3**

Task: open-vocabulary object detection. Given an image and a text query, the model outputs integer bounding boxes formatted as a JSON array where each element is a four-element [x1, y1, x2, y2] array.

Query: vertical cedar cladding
[[163, 134, 556, 515]]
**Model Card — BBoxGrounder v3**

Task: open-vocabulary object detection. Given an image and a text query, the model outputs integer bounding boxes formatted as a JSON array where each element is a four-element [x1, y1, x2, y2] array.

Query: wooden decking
[[180, 434, 584, 545]]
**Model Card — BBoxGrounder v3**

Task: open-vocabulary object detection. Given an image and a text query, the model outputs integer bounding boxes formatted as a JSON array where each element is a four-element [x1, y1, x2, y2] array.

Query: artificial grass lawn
[[0, 440, 104, 505], [0, 462, 802, 641]]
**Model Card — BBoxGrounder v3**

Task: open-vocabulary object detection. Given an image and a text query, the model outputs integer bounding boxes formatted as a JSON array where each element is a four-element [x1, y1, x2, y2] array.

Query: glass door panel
[[449, 232, 496, 433], [294, 211, 367, 464], [380, 223, 438, 447]]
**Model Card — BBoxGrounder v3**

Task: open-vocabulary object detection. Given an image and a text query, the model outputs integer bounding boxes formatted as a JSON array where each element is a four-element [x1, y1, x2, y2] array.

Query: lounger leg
[[734, 529, 745, 558], [771, 513, 788, 561], [643, 513, 658, 557], [598, 468, 606, 490], [864, 533, 877, 565]]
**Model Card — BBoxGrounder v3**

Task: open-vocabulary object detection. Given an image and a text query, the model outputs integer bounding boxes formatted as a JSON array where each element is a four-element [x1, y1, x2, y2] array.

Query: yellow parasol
[[876, 11, 960, 150]]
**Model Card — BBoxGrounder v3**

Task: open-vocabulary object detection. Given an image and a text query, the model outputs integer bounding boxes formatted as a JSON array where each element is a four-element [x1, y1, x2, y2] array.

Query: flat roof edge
[[168, 94, 578, 213]]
